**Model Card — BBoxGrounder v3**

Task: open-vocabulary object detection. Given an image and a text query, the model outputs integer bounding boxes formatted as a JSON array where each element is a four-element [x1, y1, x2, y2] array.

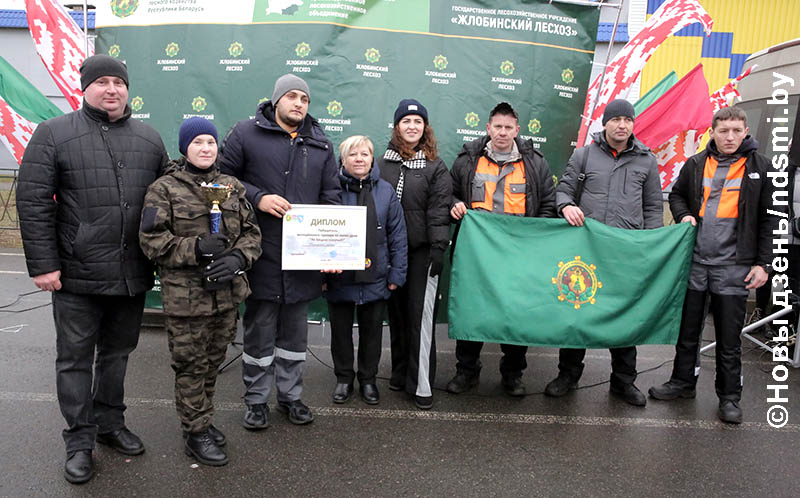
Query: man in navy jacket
[[220, 74, 341, 428]]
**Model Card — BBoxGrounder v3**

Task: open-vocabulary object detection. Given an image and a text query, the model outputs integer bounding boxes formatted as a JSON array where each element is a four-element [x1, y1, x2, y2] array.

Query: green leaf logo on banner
[[527, 118, 542, 135], [108, 45, 121, 58], [295, 42, 311, 58], [464, 112, 479, 128], [229, 42, 244, 57], [165, 42, 179, 57], [433, 55, 448, 71], [111, 0, 139, 19], [191, 96, 207, 112], [552, 256, 602, 310], [131, 96, 144, 112], [326, 100, 343, 117], [561, 68, 575, 85], [364, 48, 381, 63], [499, 60, 515, 76]]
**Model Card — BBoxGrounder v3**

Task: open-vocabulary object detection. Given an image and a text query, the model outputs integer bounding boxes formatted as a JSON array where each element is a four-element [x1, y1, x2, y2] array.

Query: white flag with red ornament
[[576, 0, 713, 147], [25, 0, 90, 111], [655, 67, 755, 191], [0, 96, 37, 165]]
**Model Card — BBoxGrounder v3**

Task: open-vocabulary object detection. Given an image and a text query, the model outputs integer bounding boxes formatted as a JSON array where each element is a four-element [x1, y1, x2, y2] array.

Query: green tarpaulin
[[633, 70, 678, 116], [448, 211, 695, 348], [0, 56, 63, 123]]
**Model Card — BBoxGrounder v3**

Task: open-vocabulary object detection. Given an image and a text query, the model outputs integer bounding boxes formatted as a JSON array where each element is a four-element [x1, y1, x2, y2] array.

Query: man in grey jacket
[[544, 99, 663, 406]]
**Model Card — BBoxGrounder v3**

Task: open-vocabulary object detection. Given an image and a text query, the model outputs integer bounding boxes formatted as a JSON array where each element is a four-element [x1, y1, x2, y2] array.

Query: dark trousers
[[670, 289, 746, 401], [52, 291, 146, 453], [166, 309, 238, 433], [388, 246, 439, 397], [557, 346, 638, 388], [455, 340, 528, 380], [328, 300, 385, 385]]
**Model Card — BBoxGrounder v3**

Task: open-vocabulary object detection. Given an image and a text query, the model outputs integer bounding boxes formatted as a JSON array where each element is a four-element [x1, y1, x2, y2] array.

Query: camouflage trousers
[[166, 309, 238, 433]]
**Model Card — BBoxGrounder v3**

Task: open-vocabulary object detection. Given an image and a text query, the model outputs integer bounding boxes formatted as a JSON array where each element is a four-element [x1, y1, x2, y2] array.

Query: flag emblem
[[552, 256, 602, 309]]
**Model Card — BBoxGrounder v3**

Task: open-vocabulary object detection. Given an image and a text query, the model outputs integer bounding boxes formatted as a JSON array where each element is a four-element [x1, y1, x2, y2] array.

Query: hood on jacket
[[707, 134, 759, 158], [255, 100, 326, 141], [339, 160, 381, 191]]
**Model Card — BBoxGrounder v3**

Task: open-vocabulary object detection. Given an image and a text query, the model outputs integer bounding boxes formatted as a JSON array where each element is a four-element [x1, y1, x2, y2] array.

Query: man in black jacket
[[649, 107, 775, 424], [17, 55, 168, 484], [446, 102, 556, 397], [220, 74, 340, 429]]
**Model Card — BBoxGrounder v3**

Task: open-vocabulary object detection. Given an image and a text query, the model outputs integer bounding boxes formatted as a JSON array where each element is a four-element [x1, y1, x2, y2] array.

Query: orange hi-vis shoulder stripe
[[699, 155, 746, 219], [472, 156, 526, 214]]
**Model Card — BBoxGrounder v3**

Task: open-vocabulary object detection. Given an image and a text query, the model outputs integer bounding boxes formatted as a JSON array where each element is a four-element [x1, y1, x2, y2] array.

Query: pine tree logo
[[527, 118, 542, 135], [295, 42, 311, 58], [110, 0, 139, 19], [433, 55, 448, 71], [561, 68, 575, 84], [165, 42, 179, 57], [191, 96, 207, 113], [465, 112, 480, 128], [108, 45, 121, 58], [499, 60, 515, 76], [228, 42, 244, 57], [130, 96, 144, 112], [364, 48, 381, 64], [327, 100, 343, 117]]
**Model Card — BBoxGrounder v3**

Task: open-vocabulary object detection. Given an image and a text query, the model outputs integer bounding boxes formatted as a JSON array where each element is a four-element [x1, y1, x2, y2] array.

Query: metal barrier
[[0, 169, 19, 230]]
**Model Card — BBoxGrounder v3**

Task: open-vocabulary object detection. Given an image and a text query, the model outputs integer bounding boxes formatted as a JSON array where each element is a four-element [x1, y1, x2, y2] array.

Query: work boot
[[502, 377, 526, 397], [184, 431, 228, 466], [445, 371, 479, 394], [183, 424, 226, 446], [610, 383, 647, 406], [544, 374, 578, 397], [277, 400, 314, 425], [648, 381, 696, 400], [96, 427, 145, 456], [64, 450, 93, 484], [242, 403, 269, 430], [718, 399, 743, 424]]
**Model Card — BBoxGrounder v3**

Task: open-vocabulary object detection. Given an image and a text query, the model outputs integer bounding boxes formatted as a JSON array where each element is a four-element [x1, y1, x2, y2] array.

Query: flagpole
[[587, 0, 625, 134], [83, 1, 89, 57]]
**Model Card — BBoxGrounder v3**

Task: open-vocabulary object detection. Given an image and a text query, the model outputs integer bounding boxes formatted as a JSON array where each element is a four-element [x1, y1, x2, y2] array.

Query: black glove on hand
[[428, 247, 445, 277], [195, 233, 228, 259], [203, 251, 245, 283]]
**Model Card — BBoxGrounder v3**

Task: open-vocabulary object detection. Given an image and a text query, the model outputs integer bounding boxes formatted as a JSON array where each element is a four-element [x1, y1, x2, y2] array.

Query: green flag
[[634, 70, 678, 116], [0, 56, 63, 123], [448, 211, 695, 348]]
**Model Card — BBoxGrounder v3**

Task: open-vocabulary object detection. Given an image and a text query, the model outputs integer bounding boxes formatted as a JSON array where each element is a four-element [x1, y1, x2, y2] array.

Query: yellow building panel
[[641, 37, 703, 92], [697, 58, 730, 91]]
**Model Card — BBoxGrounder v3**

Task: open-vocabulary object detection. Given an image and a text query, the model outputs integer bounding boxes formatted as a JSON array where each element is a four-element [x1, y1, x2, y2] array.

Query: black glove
[[428, 247, 445, 277], [195, 233, 228, 259], [203, 251, 246, 283]]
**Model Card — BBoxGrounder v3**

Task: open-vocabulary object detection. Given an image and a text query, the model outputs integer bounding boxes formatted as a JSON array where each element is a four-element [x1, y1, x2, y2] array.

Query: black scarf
[[345, 173, 379, 284]]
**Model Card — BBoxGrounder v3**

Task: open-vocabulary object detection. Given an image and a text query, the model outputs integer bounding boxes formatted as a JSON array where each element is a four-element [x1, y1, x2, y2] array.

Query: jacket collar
[[82, 101, 131, 124], [593, 131, 649, 157], [254, 100, 320, 139]]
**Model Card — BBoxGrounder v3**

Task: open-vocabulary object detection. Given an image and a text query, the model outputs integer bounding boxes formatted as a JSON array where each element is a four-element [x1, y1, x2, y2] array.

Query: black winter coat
[[219, 101, 341, 303], [17, 103, 168, 295], [377, 147, 451, 252], [669, 137, 777, 267], [450, 135, 556, 219], [325, 163, 408, 304]]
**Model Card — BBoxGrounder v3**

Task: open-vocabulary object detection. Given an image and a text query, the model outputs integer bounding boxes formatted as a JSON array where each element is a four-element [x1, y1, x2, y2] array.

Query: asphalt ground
[[1, 247, 799, 497]]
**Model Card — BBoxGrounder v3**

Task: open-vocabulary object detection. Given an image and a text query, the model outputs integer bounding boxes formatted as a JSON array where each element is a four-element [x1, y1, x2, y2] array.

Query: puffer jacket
[[556, 131, 663, 230], [377, 145, 451, 252], [326, 163, 407, 304], [139, 158, 262, 316], [219, 101, 341, 303], [17, 102, 169, 295], [669, 137, 777, 266]]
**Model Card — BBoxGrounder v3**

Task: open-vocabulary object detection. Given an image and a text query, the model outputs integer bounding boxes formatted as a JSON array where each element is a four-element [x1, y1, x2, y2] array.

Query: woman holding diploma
[[378, 99, 452, 410], [326, 135, 407, 405], [139, 118, 261, 466]]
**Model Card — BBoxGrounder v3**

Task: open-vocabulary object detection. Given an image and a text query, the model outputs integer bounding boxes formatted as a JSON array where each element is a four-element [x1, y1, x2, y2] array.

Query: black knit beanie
[[79, 54, 129, 91]]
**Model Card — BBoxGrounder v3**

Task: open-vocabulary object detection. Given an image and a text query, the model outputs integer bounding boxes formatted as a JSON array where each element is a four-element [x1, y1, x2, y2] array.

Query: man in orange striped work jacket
[[447, 102, 557, 398], [650, 106, 777, 424]]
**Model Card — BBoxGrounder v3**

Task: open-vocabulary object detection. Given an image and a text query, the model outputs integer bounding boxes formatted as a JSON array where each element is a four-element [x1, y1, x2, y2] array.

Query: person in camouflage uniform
[[139, 117, 261, 466]]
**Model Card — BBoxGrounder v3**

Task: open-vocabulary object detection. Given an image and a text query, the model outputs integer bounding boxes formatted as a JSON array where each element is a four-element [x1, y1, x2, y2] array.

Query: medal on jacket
[[200, 182, 233, 234]]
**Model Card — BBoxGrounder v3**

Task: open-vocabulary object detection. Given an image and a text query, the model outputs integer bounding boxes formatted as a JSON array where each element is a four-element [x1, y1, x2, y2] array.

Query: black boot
[[64, 450, 94, 484], [184, 431, 228, 466]]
